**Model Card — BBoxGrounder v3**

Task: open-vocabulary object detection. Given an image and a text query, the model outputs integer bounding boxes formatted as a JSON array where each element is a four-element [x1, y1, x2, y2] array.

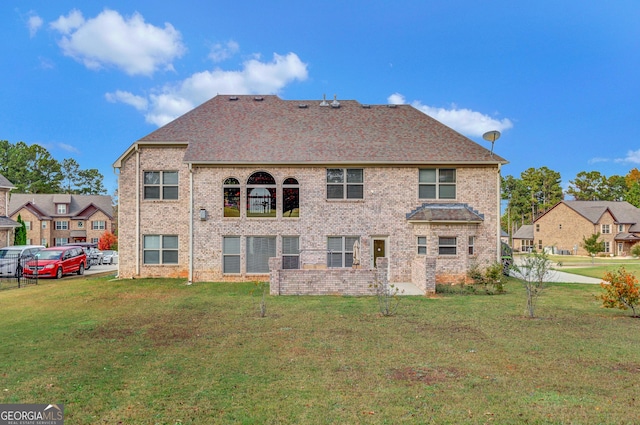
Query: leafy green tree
[[0, 140, 105, 194], [625, 181, 640, 208], [601, 175, 627, 201], [582, 233, 604, 263], [502, 167, 563, 228], [14, 214, 27, 245], [567, 171, 606, 200]]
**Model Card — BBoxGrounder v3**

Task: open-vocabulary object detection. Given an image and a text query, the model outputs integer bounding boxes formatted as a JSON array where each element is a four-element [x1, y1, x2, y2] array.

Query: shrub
[[467, 262, 505, 295], [631, 244, 640, 258], [598, 267, 640, 317]]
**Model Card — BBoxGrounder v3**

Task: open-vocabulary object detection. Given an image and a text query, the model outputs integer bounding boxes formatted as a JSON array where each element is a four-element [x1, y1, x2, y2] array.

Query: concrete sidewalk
[[509, 268, 603, 284]]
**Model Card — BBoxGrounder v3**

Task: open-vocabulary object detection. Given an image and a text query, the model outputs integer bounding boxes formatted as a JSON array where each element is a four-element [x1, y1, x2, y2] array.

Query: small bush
[[599, 267, 640, 317], [631, 244, 640, 258], [467, 262, 506, 295]]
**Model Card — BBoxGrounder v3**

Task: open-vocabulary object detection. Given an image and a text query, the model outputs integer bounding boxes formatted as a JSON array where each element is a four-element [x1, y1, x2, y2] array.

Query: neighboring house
[[533, 200, 640, 256], [0, 174, 20, 247], [512, 225, 534, 252], [113, 95, 508, 294], [8, 194, 114, 247]]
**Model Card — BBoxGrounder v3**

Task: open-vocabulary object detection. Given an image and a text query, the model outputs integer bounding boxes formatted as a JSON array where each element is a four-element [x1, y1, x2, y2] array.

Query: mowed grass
[[546, 254, 640, 280], [1, 275, 640, 424]]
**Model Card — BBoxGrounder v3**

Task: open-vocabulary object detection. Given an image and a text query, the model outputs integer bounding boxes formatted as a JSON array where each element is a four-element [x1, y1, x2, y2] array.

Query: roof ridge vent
[[228, 96, 239, 101], [319, 94, 329, 107], [362, 104, 371, 109], [387, 104, 397, 108], [298, 104, 308, 108], [254, 96, 264, 101], [331, 94, 340, 108]]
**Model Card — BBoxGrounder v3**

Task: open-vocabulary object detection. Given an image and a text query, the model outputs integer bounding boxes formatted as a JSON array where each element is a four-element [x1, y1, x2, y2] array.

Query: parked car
[[86, 248, 103, 266], [0, 245, 45, 277], [24, 246, 87, 279], [100, 250, 118, 265], [63, 242, 97, 270]]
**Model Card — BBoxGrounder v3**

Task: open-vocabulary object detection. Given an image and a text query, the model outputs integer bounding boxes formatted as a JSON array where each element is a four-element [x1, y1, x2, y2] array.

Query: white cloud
[[57, 142, 80, 154], [389, 93, 513, 138], [27, 14, 43, 38], [615, 149, 640, 164], [111, 52, 308, 126], [387, 93, 405, 105], [50, 9, 185, 76], [105, 90, 148, 111], [209, 40, 240, 63]]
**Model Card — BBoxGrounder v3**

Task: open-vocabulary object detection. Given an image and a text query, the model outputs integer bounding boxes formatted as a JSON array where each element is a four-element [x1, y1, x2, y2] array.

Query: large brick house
[[8, 194, 114, 247], [533, 200, 640, 256], [113, 95, 507, 294], [0, 174, 20, 247]]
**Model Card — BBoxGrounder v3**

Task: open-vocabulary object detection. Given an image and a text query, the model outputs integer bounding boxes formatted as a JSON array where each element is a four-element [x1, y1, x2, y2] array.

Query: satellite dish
[[482, 130, 501, 157]]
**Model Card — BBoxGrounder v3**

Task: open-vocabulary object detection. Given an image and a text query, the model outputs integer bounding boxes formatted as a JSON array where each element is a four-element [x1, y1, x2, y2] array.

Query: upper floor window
[[419, 168, 456, 199], [618, 224, 625, 232], [92, 221, 106, 230], [144, 171, 178, 200], [42, 222, 47, 229], [283, 178, 299, 217], [57, 204, 67, 214], [223, 178, 241, 217], [327, 169, 363, 200], [55, 221, 69, 230], [247, 172, 276, 218], [601, 224, 611, 234], [536, 224, 540, 232], [24, 221, 32, 231], [77, 221, 84, 229]]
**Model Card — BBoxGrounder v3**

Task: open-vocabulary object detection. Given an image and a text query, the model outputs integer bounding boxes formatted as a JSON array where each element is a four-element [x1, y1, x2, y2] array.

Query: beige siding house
[[9, 194, 114, 247], [0, 174, 20, 247], [534, 200, 640, 256], [113, 95, 508, 294]]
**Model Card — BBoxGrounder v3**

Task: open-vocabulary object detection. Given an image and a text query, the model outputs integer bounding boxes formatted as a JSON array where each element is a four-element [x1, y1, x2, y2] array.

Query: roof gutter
[[188, 162, 193, 285]]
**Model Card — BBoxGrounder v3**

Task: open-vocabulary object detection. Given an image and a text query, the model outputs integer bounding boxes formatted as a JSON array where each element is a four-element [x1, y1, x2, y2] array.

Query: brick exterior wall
[[1, 188, 9, 247], [117, 146, 502, 285], [536, 203, 621, 256]]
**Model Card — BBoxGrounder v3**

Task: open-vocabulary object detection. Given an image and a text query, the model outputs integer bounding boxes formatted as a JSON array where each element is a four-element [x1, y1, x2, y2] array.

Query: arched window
[[247, 172, 276, 218], [223, 177, 240, 217], [282, 177, 299, 218]]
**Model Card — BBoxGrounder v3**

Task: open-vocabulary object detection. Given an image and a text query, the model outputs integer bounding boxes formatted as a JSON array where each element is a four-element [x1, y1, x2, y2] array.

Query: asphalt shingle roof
[[8, 194, 113, 219], [560, 201, 640, 231], [0, 173, 14, 189], [135, 95, 507, 165], [406, 203, 485, 222]]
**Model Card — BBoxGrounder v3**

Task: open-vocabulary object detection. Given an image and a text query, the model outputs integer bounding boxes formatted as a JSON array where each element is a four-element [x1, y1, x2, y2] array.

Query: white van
[[0, 245, 46, 277]]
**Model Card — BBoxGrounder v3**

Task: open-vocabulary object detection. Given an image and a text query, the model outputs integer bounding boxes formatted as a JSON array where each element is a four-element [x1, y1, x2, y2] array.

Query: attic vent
[[254, 96, 264, 101], [228, 96, 239, 101], [361, 104, 371, 109], [387, 104, 398, 108], [331, 95, 340, 108], [319, 94, 329, 107], [298, 104, 308, 108]]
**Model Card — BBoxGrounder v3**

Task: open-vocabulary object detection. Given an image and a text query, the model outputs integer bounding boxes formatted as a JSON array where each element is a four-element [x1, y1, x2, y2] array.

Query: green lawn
[[544, 254, 640, 280], [1, 275, 640, 424]]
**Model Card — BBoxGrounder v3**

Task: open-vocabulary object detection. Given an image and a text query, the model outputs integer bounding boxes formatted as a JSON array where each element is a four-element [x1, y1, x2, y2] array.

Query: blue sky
[[2, 1, 640, 195]]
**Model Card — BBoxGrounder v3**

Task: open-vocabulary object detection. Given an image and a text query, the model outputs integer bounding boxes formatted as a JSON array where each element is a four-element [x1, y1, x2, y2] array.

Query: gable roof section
[[116, 95, 507, 167], [513, 224, 534, 240], [0, 173, 14, 190], [536, 201, 640, 232], [0, 216, 20, 229], [406, 203, 484, 223], [9, 194, 113, 219]]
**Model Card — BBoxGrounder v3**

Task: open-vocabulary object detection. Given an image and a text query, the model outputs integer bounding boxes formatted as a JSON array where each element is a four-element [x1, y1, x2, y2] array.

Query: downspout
[[497, 163, 502, 263], [135, 145, 140, 276], [188, 163, 193, 284]]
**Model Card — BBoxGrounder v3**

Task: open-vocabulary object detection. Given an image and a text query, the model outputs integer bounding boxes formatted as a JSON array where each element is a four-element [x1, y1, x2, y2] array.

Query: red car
[[24, 246, 87, 279]]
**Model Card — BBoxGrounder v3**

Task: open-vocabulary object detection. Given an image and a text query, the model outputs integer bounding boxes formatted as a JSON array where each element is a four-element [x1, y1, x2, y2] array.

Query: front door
[[373, 239, 386, 268]]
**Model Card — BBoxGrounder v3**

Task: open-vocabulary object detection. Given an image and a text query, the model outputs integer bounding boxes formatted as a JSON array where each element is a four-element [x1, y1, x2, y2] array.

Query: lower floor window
[[417, 236, 427, 255], [246, 236, 276, 273], [55, 238, 68, 246], [468, 236, 475, 255], [327, 236, 359, 268], [438, 237, 457, 255], [604, 241, 610, 253], [143, 235, 178, 264], [282, 236, 300, 269], [223, 236, 240, 273]]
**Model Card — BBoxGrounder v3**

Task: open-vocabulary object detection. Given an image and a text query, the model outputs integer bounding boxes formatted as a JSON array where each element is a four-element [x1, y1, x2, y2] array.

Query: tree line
[[502, 167, 640, 233], [0, 140, 106, 194]]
